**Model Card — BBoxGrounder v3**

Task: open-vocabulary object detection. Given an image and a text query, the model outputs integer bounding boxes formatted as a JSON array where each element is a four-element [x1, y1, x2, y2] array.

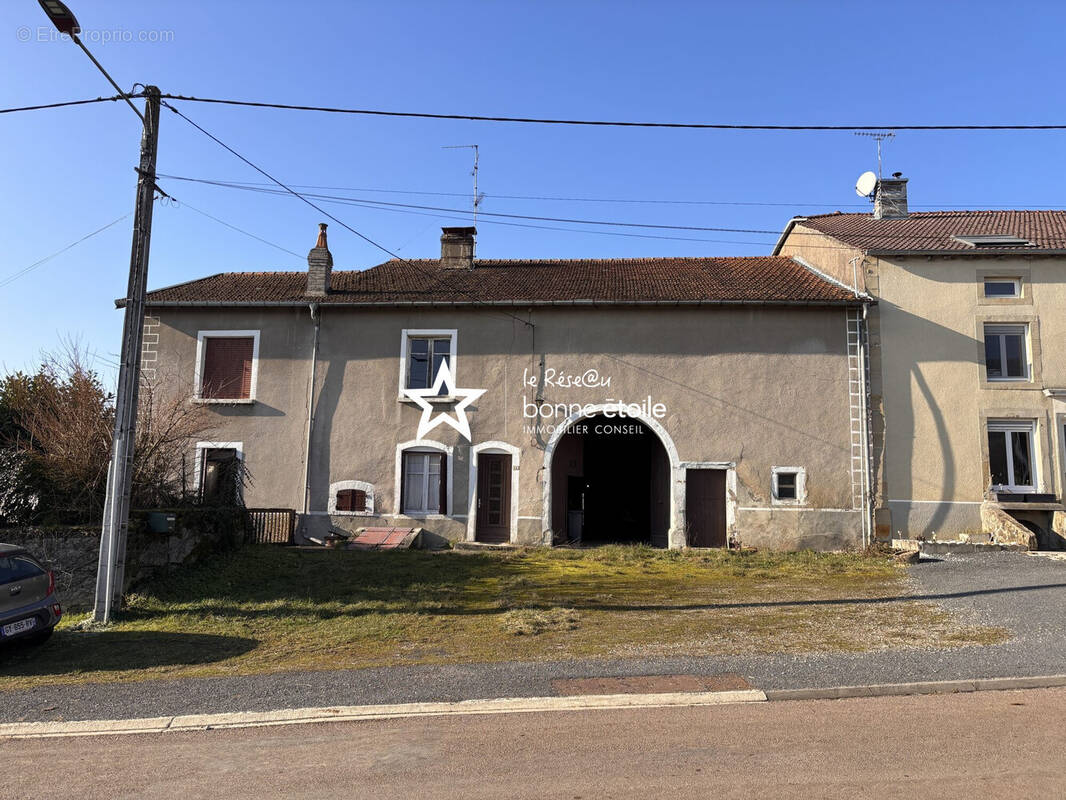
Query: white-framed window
[[983, 277, 1021, 298], [771, 466, 806, 505], [193, 441, 244, 503], [402, 450, 445, 514], [328, 480, 375, 516], [987, 420, 1036, 492], [194, 330, 260, 401], [398, 329, 456, 397], [983, 324, 1029, 381]]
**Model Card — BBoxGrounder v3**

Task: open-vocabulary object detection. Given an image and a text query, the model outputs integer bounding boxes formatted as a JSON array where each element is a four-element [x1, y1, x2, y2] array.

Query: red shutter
[[336, 489, 366, 513], [336, 490, 353, 511], [202, 337, 254, 399]]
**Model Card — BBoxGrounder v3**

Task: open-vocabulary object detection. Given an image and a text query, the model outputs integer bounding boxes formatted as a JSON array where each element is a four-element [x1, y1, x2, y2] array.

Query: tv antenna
[[853, 130, 895, 179], [443, 144, 484, 226]]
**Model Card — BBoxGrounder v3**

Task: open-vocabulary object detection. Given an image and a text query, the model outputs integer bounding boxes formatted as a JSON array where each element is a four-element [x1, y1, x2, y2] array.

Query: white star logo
[[402, 360, 486, 442]]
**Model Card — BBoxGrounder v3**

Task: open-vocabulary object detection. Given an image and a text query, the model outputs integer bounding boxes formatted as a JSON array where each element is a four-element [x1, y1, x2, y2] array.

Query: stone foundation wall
[[0, 509, 246, 609], [980, 503, 1038, 549]]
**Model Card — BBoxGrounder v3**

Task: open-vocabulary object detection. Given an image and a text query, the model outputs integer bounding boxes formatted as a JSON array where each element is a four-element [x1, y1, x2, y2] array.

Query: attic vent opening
[[953, 234, 1034, 248]]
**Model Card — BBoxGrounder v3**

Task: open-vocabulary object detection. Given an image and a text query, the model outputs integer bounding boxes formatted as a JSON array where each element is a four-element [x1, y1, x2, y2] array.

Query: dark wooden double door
[[475, 453, 512, 544], [686, 468, 726, 547]]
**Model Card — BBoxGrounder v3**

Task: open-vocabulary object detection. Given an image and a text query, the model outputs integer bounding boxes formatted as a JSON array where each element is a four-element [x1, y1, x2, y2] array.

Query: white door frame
[[467, 441, 521, 543]]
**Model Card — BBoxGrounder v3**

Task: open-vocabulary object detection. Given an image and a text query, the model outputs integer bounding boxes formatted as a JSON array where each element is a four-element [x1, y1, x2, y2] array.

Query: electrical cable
[[0, 95, 128, 114], [163, 196, 304, 259], [160, 101, 535, 327], [156, 94, 1066, 131], [155, 173, 1066, 248], [0, 211, 134, 290], [154, 174, 1064, 210]]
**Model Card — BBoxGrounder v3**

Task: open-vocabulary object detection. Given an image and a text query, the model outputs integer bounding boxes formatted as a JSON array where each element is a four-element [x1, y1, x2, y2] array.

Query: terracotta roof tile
[[143, 256, 859, 306], [798, 210, 1066, 253]]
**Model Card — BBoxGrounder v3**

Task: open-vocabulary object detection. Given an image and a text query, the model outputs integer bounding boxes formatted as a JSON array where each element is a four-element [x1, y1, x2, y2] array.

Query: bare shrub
[[0, 341, 217, 523]]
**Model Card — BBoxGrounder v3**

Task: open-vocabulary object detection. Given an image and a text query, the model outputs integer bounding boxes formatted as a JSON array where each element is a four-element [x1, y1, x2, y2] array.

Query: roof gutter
[[790, 256, 874, 301], [863, 248, 1066, 258], [137, 297, 872, 309], [771, 216, 807, 256]]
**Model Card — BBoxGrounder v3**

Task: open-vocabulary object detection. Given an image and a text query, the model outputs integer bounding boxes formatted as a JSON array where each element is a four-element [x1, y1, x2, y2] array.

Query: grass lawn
[[0, 545, 1006, 690]]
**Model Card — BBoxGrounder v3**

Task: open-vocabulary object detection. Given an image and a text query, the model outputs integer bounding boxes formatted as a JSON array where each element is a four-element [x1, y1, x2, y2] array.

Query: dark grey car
[[0, 544, 62, 645]]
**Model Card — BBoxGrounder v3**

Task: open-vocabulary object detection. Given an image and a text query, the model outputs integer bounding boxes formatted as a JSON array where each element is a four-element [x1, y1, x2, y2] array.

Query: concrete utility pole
[[36, 2, 163, 623], [94, 86, 161, 622]]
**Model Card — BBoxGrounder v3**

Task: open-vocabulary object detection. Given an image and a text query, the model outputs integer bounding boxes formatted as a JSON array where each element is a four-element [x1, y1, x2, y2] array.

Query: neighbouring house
[[776, 177, 1066, 546], [138, 225, 873, 550]]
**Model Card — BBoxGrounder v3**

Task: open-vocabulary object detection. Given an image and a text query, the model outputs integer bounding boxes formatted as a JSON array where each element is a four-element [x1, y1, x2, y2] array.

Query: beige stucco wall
[[781, 218, 1066, 539], [149, 304, 863, 550], [779, 224, 867, 293], [873, 255, 1065, 537]]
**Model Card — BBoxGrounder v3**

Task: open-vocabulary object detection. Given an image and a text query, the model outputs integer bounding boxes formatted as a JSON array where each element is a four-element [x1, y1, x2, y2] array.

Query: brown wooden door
[[476, 453, 511, 543], [686, 469, 726, 547]]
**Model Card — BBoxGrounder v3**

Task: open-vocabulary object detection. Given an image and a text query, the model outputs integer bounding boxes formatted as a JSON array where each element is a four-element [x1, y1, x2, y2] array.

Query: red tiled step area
[[348, 527, 419, 550]]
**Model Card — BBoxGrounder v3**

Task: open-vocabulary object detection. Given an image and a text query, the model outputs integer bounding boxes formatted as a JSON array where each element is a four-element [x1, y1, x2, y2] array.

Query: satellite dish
[[855, 171, 878, 198]]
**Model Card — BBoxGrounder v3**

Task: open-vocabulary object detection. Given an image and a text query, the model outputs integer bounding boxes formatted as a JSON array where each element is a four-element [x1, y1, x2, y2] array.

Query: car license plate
[[1, 618, 36, 637]]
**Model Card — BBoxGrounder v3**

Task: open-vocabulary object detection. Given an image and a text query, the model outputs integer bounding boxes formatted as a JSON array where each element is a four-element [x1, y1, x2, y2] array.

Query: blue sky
[[2, 0, 1065, 380]]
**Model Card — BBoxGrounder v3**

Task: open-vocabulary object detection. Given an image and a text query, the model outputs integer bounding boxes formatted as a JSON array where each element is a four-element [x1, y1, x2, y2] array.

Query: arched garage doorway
[[545, 412, 673, 547]]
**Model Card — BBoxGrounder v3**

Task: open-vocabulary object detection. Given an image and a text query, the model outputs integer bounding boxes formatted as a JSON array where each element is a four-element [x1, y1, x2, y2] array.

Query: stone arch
[[540, 403, 684, 548]]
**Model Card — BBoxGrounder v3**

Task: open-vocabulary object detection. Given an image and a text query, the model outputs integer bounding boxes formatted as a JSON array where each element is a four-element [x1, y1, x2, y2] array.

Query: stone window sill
[[192, 397, 256, 405]]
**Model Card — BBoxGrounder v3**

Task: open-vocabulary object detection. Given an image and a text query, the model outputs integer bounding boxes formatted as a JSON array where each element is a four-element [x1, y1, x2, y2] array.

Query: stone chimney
[[306, 222, 333, 295], [874, 173, 908, 220], [440, 226, 476, 270]]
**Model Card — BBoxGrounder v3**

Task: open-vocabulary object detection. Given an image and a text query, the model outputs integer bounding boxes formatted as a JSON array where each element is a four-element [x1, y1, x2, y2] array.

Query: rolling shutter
[[202, 337, 254, 399]]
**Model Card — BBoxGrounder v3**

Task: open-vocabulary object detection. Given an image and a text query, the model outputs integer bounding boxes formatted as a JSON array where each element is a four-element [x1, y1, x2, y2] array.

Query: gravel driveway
[[2, 551, 1063, 724]]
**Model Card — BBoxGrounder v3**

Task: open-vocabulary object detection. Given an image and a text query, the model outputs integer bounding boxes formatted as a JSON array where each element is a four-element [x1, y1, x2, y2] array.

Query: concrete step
[[892, 538, 1028, 555]]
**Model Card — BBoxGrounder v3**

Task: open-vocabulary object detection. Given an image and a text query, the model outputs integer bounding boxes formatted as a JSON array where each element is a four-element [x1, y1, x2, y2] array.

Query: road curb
[[0, 688, 766, 740], [763, 674, 1066, 702]]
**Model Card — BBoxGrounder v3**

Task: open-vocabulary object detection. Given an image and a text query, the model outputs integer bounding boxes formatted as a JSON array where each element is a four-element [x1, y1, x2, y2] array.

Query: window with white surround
[[983, 277, 1021, 298], [194, 441, 244, 503], [328, 480, 375, 516], [987, 420, 1036, 492], [402, 450, 446, 514], [399, 329, 456, 396], [771, 466, 806, 505], [195, 330, 260, 401], [983, 324, 1029, 381]]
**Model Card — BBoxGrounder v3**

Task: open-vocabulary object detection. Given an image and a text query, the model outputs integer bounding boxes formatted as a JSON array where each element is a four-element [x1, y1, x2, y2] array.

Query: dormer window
[[954, 234, 1033, 248]]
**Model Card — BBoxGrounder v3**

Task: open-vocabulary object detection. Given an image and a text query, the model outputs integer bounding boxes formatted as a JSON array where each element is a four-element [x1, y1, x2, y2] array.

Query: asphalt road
[[2, 552, 1064, 724], [4, 688, 1063, 799]]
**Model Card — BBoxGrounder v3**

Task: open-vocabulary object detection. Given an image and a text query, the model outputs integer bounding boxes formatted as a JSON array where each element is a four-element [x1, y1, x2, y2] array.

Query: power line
[[155, 174, 799, 246], [155, 173, 871, 208], [0, 95, 128, 115], [156, 173, 1066, 211], [161, 196, 303, 259], [158, 173, 789, 235], [156, 94, 1066, 131], [159, 101, 535, 327], [0, 211, 134, 290], [155, 173, 1066, 248], [149, 177, 897, 252]]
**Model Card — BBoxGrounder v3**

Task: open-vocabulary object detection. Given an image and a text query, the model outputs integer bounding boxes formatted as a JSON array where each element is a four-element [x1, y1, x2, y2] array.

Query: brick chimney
[[440, 226, 476, 270], [306, 222, 333, 295], [874, 173, 908, 220]]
